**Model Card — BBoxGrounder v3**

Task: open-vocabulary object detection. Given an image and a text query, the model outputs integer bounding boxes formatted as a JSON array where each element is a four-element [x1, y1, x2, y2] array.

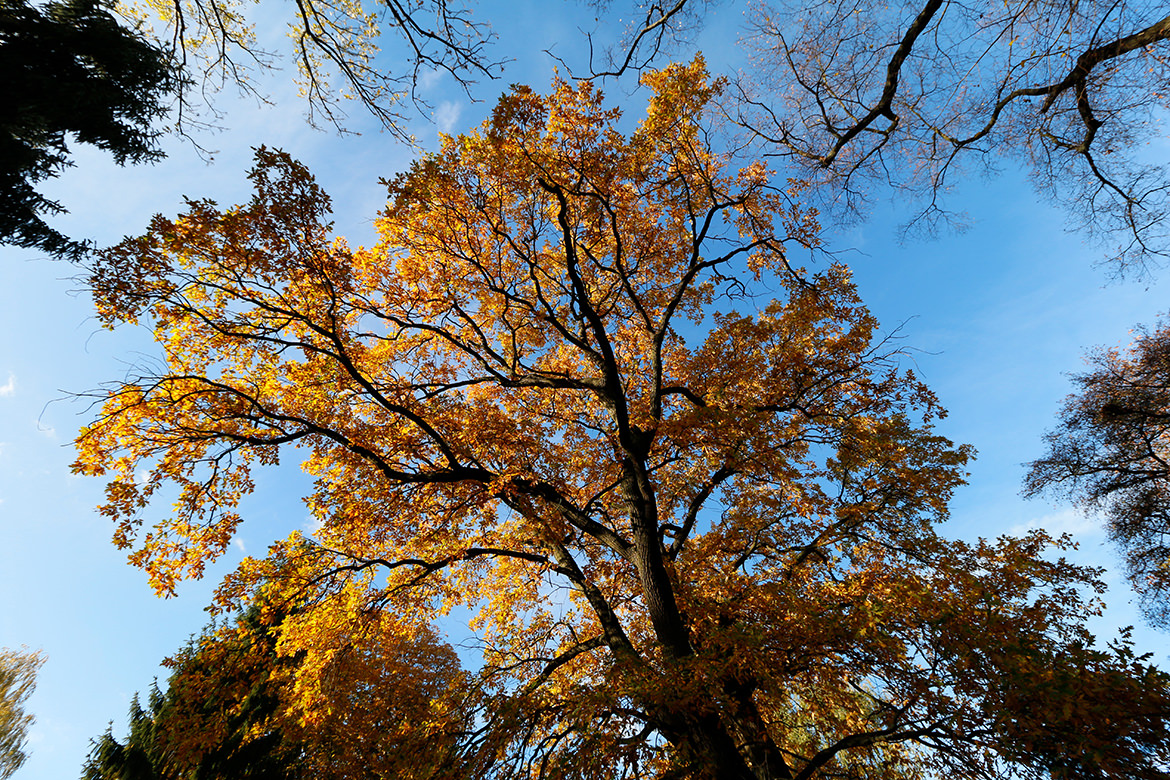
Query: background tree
[[0, 0, 699, 262], [75, 63, 1170, 779], [1026, 317, 1170, 629], [567, 0, 716, 78], [82, 604, 303, 780], [128, 0, 725, 134], [0, 646, 43, 780], [14, 0, 1170, 266], [729, 0, 1170, 273], [83, 599, 468, 780], [123, 0, 500, 137], [0, 0, 182, 260], [552, 0, 1170, 273], [83, 685, 182, 780]]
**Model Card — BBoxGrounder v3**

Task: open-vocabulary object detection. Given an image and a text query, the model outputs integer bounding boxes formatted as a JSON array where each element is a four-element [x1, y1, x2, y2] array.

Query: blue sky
[[2, 3, 1168, 778]]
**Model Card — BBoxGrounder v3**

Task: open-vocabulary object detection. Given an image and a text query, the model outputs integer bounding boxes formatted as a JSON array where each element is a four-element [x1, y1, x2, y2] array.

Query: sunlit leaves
[[76, 61, 1170, 779]]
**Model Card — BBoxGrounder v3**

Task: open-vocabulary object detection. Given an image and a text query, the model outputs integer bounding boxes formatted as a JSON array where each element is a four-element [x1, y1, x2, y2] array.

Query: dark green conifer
[[0, 0, 181, 259]]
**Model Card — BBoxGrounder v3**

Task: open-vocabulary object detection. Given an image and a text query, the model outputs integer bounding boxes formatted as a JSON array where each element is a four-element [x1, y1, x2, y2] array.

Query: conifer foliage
[[0, 0, 180, 259]]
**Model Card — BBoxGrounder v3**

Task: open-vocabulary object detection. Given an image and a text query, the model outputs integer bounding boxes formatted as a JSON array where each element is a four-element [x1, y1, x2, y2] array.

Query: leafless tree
[[566, 0, 717, 78], [127, 0, 503, 139], [729, 0, 1170, 273]]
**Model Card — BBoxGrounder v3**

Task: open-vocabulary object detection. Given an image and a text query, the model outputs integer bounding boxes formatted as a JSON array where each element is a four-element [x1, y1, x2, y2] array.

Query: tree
[[75, 62, 1170, 779], [0, 0, 695, 262], [0, 646, 44, 780], [122, 0, 500, 137], [127, 0, 723, 135], [1026, 317, 1170, 629], [83, 600, 468, 779], [83, 685, 181, 780], [566, 0, 717, 78], [0, 0, 182, 259], [84, 605, 304, 780], [727, 0, 1170, 273]]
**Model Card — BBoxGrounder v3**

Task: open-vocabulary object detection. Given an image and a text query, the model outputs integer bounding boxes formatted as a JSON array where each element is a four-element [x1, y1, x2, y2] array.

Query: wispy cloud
[[1008, 507, 1104, 539], [234, 537, 247, 553], [0, 374, 14, 397], [435, 101, 463, 135], [416, 68, 442, 94], [303, 514, 324, 536]]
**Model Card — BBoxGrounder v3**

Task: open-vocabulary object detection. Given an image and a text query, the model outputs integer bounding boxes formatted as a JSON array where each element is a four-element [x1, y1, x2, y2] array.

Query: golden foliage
[[163, 599, 468, 779], [77, 61, 1170, 779]]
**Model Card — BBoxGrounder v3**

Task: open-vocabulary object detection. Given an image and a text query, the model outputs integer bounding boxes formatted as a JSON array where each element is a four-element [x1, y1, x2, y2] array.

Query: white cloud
[[303, 513, 324, 536], [26, 723, 45, 746], [1008, 506, 1104, 540], [234, 537, 247, 553], [416, 68, 443, 94], [0, 374, 14, 397], [435, 101, 463, 135]]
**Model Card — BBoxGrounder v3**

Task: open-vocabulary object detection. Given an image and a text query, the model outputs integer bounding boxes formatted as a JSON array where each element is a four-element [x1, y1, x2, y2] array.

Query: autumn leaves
[[73, 62, 1170, 779]]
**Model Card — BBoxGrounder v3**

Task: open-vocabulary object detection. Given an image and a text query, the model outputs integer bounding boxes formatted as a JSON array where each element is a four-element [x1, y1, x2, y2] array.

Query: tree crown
[[75, 62, 1170, 779]]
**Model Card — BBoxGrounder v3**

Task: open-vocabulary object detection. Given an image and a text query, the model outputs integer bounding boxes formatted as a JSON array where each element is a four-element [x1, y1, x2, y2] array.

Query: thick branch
[[817, 0, 946, 168]]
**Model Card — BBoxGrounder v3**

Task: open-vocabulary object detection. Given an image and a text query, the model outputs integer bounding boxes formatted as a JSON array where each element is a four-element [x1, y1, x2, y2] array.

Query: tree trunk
[[658, 708, 793, 780]]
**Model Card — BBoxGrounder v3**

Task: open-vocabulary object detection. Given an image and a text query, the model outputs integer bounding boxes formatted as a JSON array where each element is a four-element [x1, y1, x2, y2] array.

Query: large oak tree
[[75, 63, 1170, 779]]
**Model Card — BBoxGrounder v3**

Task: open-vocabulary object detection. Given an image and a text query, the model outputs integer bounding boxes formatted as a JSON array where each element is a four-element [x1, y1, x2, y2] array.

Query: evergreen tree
[[81, 607, 301, 780], [0, 0, 180, 259]]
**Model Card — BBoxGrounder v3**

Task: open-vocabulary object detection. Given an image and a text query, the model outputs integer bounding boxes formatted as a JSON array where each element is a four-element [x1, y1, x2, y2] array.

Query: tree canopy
[[0, 647, 43, 780], [120, 0, 500, 136], [83, 606, 302, 780], [0, 0, 705, 262], [117, 0, 715, 134], [1027, 317, 1170, 629], [74, 62, 1170, 779], [7, 0, 1170, 267], [0, 0, 182, 260], [121, 0, 1170, 270], [732, 0, 1170, 273], [83, 599, 467, 780]]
